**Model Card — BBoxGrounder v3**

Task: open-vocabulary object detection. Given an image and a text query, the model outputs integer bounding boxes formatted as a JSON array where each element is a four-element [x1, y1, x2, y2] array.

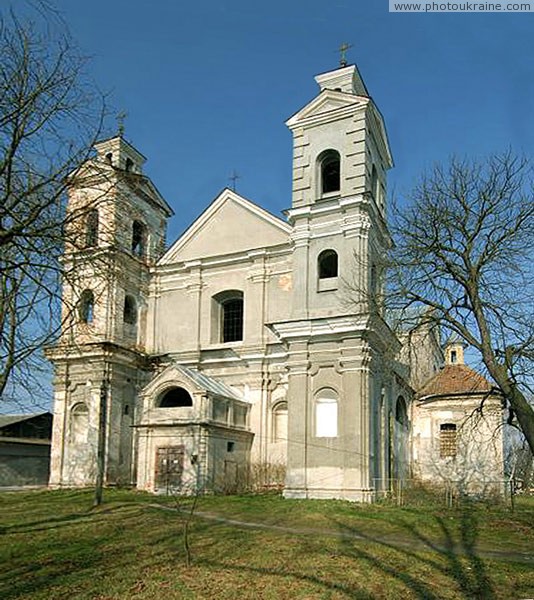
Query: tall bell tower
[[47, 132, 173, 488], [271, 61, 399, 501]]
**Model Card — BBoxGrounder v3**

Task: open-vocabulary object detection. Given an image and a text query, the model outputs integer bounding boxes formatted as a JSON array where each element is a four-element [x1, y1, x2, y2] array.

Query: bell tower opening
[[318, 150, 340, 195]]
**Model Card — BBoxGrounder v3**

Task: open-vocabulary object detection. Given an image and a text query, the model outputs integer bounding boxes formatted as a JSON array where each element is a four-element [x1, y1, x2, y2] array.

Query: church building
[[46, 61, 503, 500]]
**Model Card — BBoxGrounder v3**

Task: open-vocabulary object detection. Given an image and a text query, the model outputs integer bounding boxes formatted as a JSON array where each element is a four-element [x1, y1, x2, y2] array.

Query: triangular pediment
[[123, 173, 174, 217], [286, 90, 367, 128], [141, 363, 244, 402], [159, 188, 291, 265]]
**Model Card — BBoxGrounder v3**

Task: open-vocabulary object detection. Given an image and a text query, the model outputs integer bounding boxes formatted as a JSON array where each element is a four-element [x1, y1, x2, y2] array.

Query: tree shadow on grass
[[330, 501, 495, 600], [0, 504, 139, 535], [401, 502, 494, 598], [194, 558, 375, 599]]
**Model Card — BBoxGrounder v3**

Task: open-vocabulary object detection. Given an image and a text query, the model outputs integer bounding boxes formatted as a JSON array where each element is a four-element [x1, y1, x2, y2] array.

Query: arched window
[[105, 152, 113, 165], [132, 220, 146, 257], [318, 150, 341, 195], [440, 423, 457, 458], [315, 388, 338, 438], [213, 290, 244, 343], [125, 157, 133, 172], [318, 249, 338, 279], [85, 209, 99, 248], [158, 387, 193, 408], [395, 396, 408, 427], [79, 289, 95, 324], [71, 403, 89, 444], [272, 402, 288, 443], [123, 295, 137, 325]]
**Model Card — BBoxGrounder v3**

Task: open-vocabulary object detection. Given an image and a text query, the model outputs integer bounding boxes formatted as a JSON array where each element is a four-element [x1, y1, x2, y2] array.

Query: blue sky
[[5, 1, 533, 411], [47, 1, 534, 242]]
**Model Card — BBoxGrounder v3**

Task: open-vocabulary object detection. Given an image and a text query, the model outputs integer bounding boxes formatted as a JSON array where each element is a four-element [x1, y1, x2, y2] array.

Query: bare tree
[[0, 4, 107, 403], [388, 152, 534, 454]]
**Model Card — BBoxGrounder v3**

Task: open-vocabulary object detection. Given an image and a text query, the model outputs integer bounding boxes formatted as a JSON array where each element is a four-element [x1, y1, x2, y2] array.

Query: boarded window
[[315, 389, 338, 438], [71, 403, 89, 444], [272, 402, 288, 442], [440, 423, 457, 458]]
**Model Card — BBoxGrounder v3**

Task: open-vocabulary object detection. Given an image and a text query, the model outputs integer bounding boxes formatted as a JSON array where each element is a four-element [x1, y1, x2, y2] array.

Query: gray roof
[[0, 412, 51, 429], [174, 364, 246, 403]]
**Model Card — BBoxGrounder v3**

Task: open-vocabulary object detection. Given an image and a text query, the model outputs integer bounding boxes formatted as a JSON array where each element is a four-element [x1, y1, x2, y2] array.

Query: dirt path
[[150, 503, 534, 565]]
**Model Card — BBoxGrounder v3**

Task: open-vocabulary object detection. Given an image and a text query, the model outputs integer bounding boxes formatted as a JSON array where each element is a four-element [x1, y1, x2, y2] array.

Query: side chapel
[[46, 60, 504, 500]]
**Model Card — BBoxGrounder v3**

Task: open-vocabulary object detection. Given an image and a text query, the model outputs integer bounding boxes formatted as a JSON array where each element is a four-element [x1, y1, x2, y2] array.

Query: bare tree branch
[[0, 4, 110, 403], [388, 152, 534, 454]]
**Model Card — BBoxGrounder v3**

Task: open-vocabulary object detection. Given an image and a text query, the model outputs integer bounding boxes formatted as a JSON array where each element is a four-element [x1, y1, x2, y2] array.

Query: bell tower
[[47, 132, 173, 488], [271, 62, 399, 501]]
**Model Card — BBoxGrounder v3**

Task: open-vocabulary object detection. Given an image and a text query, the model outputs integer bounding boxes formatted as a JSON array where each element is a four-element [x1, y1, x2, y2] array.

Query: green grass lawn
[[1, 489, 533, 599]]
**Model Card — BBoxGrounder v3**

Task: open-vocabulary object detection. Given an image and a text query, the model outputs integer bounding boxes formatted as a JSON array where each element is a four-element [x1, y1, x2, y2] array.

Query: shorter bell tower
[[47, 131, 173, 488]]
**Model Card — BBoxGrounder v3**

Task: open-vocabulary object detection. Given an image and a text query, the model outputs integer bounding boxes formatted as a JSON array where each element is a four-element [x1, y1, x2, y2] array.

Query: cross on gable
[[229, 170, 240, 192]]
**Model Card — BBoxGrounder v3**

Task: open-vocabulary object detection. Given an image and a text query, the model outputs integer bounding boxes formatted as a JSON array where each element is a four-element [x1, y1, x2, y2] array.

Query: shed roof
[[0, 412, 52, 429]]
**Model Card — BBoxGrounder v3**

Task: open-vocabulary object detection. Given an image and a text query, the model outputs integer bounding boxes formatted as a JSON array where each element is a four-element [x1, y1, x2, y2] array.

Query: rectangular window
[[440, 423, 457, 458]]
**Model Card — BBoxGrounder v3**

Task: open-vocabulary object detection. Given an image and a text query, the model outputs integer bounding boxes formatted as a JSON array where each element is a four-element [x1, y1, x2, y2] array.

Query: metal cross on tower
[[337, 42, 353, 67], [117, 111, 128, 136]]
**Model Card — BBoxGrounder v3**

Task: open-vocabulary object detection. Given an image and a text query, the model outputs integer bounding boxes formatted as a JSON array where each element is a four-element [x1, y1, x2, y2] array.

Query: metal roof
[[174, 364, 246, 403]]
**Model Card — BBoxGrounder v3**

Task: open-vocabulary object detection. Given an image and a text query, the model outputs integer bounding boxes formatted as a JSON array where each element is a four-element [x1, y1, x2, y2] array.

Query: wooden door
[[155, 446, 184, 492]]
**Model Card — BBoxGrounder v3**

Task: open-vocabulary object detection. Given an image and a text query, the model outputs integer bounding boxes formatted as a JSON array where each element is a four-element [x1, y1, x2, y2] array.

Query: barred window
[[212, 290, 244, 343], [440, 423, 457, 458], [222, 298, 243, 342]]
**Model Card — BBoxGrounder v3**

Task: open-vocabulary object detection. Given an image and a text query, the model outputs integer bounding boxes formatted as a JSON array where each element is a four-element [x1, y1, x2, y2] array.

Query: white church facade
[[46, 62, 504, 501]]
